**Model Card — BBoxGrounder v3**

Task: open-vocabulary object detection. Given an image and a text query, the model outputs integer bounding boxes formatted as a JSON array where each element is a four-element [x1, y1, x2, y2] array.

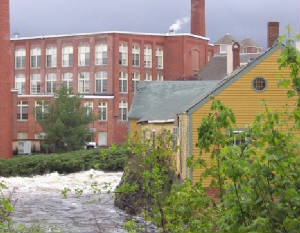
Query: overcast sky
[[10, 0, 300, 49]]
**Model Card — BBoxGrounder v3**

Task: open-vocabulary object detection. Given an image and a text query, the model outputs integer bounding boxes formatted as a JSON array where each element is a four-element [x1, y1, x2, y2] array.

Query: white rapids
[[0, 170, 130, 233]]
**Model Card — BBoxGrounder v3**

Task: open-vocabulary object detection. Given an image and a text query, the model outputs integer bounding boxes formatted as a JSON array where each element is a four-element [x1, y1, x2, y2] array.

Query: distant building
[[214, 33, 262, 55]]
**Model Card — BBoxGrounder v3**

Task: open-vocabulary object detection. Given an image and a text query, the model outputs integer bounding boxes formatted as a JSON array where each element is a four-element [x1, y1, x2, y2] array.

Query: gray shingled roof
[[129, 81, 219, 122], [197, 53, 261, 81], [241, 38, 261, 48], [215, 34, 239, 45]]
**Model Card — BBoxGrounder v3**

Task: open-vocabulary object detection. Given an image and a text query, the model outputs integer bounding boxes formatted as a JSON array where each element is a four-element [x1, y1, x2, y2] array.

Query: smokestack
[[232, 42, 240, 71], [191, 0, 206, 37], [268, 22, 280, 48]]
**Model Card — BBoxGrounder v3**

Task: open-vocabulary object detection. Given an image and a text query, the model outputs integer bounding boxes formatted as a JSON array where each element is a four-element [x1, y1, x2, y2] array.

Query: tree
[[37, 86, 96, 153]]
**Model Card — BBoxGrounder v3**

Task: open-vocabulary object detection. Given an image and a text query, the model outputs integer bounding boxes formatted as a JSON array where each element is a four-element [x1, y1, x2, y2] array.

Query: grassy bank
[[0, 145, 128, 177]]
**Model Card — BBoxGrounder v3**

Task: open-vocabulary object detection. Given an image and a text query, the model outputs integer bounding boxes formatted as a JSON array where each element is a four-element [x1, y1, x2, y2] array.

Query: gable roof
[[187, 44, 281, 114], [129, 81, 219, 123], [215, 33, 239, 45], [197, 53, 261, 81], [241, 38, 262, 48]]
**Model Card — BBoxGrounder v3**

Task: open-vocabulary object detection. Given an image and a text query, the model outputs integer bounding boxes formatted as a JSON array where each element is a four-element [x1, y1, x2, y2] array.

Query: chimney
[[268, 22, 280, 48], [227, 45, 233, 75], [232, 42, 240, 71], [227, 42, 240, 74], [0, 0, 13, 158], [191, 0, 206, 37]]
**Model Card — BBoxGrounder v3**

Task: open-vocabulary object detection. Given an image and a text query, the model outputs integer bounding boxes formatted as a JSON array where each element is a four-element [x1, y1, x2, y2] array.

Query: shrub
[[0, 145, 128, 177]]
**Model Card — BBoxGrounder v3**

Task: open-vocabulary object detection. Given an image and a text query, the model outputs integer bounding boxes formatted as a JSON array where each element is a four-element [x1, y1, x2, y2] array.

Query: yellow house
[[129, 43, 298, 183]]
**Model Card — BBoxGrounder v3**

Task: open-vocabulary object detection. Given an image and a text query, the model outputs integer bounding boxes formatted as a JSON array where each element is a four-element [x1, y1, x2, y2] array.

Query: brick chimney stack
[[191, 0, 206, 37], [0, 0, 13, 158], [232, 42, 240, 71], [268, 22, 280, 48]]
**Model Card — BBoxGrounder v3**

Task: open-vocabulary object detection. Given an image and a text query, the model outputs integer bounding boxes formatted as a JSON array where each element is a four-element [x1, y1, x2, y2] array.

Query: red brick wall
[[0, 0, 13, 158], [11, 33, 210, 148]]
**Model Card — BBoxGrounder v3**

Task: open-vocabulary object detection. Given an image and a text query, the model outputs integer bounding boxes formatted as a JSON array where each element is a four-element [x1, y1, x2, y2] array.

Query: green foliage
[[115, 131, 178, 232], [37, 86, 96, 153], [0, 146, 128, 177]]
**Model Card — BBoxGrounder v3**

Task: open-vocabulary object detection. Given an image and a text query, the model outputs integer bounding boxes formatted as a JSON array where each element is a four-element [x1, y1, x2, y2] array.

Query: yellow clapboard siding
[[191, 49, 299, 185]]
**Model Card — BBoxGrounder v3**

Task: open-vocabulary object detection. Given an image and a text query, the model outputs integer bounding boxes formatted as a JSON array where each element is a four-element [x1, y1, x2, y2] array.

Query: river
[[0, 170, 134, 233]]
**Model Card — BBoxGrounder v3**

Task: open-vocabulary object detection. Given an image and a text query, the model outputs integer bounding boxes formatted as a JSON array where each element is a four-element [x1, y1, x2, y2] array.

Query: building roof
[[241, 38, 261, 48], [197, 53, 261, 81], [187, 44, 281, 114], [10, 31, 210, 41], [128, 81, 219, 123], [215, 33, 239, 45]]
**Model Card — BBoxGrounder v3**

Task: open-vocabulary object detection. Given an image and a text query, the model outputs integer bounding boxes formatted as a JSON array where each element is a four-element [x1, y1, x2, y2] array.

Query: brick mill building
[[0, 0, 217, 157]]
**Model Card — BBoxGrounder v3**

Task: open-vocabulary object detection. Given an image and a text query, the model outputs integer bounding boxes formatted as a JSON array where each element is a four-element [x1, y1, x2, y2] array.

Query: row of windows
[[15, 71, 163, 95], [15, 44, 163, 70], [17, 100, 128, 122]]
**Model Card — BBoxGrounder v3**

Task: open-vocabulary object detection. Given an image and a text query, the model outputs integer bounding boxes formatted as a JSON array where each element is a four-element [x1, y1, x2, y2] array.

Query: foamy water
[[0, 170, 129, 233]]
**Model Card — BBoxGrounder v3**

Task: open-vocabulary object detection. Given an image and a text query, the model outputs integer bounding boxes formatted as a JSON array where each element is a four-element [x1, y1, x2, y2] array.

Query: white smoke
[[168, 16, 190, 33]]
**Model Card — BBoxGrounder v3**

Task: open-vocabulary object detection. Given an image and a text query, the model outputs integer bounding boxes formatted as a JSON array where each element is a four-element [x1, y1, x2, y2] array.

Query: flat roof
[[11, 31, 210, 41]]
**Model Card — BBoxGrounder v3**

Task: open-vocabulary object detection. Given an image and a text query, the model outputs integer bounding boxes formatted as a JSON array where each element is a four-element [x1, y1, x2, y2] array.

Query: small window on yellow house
[[252, 77, 267, 92]]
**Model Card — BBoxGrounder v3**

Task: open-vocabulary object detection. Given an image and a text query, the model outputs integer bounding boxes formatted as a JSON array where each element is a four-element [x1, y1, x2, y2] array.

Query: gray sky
[[10, 0, 300, 49]]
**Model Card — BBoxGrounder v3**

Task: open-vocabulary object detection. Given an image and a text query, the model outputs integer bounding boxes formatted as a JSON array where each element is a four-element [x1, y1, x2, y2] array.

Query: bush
[[0, 145, 128, 177]]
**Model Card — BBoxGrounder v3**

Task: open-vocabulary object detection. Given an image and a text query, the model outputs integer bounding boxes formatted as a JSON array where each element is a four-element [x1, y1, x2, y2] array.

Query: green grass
[[0, 145, 128, 177]]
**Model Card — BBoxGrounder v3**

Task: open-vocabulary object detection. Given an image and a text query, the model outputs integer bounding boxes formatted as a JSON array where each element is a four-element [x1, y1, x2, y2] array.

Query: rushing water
[[0, 170, 132, 233]]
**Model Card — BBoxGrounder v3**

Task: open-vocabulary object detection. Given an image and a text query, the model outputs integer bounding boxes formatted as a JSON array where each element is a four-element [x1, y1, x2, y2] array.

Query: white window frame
[[119, 43, 128, 66], [118, 100, 128, 121], [78, 72, 90, 94], [156, 47, 164, 69], [119, 71, 128, 93], [98, 102, 107, 121], [62, 73, 73, 92], [95, 71, 108, 93], [62, 46, 73, 67], [156, 73, 164, 81], [145, 72, 152, 81], [30, 74, 41, 94], [15, 74, 26, 94], [132, 72, 140, 92], [95, 44, 108, 66], [84, 101, 93, 116], [132, 44, 140, 67], [46, 46, 57, 68], [46, 73, 57, 94], [15, 48, 26, 70], [144, 45, 152, 68], [17, 101, 28, 121], [30, 47, 41, 69], [78, 45, 90, 67], [35, 100, 49, 121]]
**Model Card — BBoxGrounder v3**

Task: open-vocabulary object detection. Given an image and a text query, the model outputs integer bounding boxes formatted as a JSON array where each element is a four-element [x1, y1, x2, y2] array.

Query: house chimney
[[232, 42, 240, 71], [0, 0, 13, 158], [191, 0, 206, 37], [268, 22, 280, 48], [227, 45, 233, 75]]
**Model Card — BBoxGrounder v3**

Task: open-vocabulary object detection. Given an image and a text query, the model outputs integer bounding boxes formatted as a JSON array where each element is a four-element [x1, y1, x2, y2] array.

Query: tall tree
[[37, 86, 96, 153]]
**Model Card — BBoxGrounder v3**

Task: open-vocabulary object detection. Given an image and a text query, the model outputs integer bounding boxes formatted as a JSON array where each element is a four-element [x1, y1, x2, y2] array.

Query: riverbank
[[0, 146, 127, 177]]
